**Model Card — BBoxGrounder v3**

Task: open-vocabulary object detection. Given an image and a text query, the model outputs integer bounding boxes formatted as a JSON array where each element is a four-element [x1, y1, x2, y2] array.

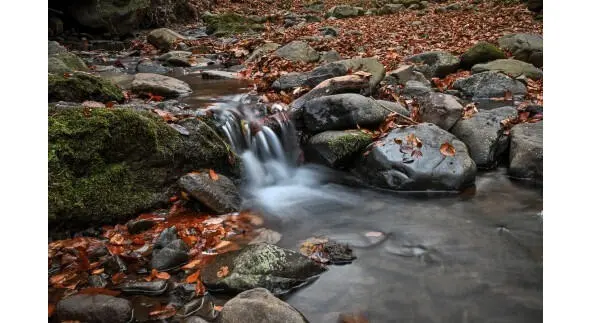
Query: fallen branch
[[291, 72, 371, 111]]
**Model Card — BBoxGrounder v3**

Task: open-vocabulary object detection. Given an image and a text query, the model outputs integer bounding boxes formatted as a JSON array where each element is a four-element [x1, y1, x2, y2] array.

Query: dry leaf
[[440, 142, 456, 157], [217, 266, 230, 278], [209, 169, 219, 181], [186, 271, 200, 283]]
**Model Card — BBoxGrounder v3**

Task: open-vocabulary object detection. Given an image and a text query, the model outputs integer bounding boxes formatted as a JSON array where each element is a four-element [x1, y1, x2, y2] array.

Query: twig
[[369, 97, 418, 125]]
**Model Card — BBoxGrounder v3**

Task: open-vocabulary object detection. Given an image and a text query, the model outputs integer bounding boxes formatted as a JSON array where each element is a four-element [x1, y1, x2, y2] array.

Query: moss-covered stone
[[305, 130, 373, 168], [48, 52, 89, 74], [49, 72, 125, 103], [460, 42, 507, 68], [49, 107, 235, 230], [202, 12, 266, 37]]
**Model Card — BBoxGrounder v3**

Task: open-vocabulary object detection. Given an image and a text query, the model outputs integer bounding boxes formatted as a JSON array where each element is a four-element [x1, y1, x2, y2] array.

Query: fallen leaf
[[214, 305, 224, 312], [111, 272, 126, 285], [91, 268, 105, 275], [186, 271, 200, 283], [149, 306, 176, 319], [216, 266, 230, 278], [195, 279, 207, 295], [48, 304, 55, 317], [181, 259, 202, 270], [152, 108, 178, 122], [209, 169, 219, 181], [440, 142, 456, 157], [109, 233, 126, 246]]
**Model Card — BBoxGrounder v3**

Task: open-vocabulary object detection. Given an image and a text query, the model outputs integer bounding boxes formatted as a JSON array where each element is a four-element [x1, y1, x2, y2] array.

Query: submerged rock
[[56, 294, 132, 323], [451, 106, 517, 169], [201, 243, 326, 295], [304, 130, 373, 168], [119, 279, 169, 296], [509, 121, 543, 181], [131, 73, 192, 98], [218, 288, 308, 323], [355, 123, 477, 191], [178, 172, 241, 214], [48, 72, 124, 103]]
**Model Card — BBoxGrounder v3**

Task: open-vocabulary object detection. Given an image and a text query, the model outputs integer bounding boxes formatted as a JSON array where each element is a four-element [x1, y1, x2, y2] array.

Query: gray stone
[[302, 93, 391, 133], [201, 243, 326, 295], [131, 73, 192, 97], [385, 65, 431, 87], [275, 41, 320, 62], [335, 57, 386, 90], [271, 62, 348, 91], [379, 4, 405, 15], [48, 52, 89, 74], [402, 80, 433, 99], [305, 130, 373, 168], [376, 100, 410, 117], [326, 5, 363, 19], [355, 123, 477, 191], [472, 59, 543, 80], [407, 51, 460, 78], [320, 26, 338, 37], [148, 28, 186, 51], [452, 71, 527, 99], [136, 60, 171, 74], [460, 42, 506, 68], [48, 41, 67, 55], [320, 50, 342, 63], [178, 172, 241, 214], [218, 288, 308, 323], [498, 33, 543, 67], [246, 42, 281, 63], [56, 294, 132, 323], [509, 121, 543, 180], [152, 239, 189, 271], [451, 106, 518, 168], [417, 93, 463, 130]]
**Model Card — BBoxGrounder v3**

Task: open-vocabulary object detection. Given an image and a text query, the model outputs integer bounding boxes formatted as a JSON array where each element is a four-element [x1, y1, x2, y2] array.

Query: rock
[[275, 41, 320, 63], [527, 0, 543, 12], [498, 33, 543, 67], [131, 73, 192, 98], [417, 93, 463, 130], [218, 288, 308, 323], [326, 5, 363, 19], [460, 42, 506, 68], [48, 41, 67, 55], [60, 0, 151, 35], [203, 12, 265, 37], [147, 28, 185, 51], [402, 80, 433, 98], [178, 172, 241, 214], [385, 65, 430, 87], [335, 57, 386, 90], [201, 70, 240, 80], [48, 72, 124, 103], [136, 60, 171, 74], [56, 294, 132, 323], [157, 51, 195, 67], [119, 280, 169, 296], [186, 316, 210, 323], [376, 100, 410, 116], [407, 51, 460, 78], [49, 109, 235, 229], [246, 42, 281, 63], [88, 274, 109, 288], [305, 130, 373, 168], [451, 106, 517, 168], [320, 50, 342, 63], [127, 218, 156, 234], [271, 62, 348, 91], [509, 121, 543, 180], [320, 26, 338, 37], [201, 243, 326, 295], [472, 59, 543, 80], [355, 123, 476, 191], [48, 52, 89, 74], [446, 2, 462, 11], [152, 238, 189, 271], [49, 16, 64, 34], [301, 93, 390, 133], [452, 71, 527, 99]]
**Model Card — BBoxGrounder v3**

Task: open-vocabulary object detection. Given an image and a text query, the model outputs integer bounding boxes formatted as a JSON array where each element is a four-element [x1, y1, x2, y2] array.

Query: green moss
[[460, 42, 507, 68], [203, 12, 266, 36], [327, 132, 373, 160], [48, 53, 88, 74], [48, 72, 125, 103]]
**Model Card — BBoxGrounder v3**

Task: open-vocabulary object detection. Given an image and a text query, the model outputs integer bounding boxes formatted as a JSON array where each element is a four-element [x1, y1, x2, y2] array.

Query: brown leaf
[[109, 233, 126, 246], [216, 266, 230, 278], [186, 271, 200, 283], [149, 306, 176, 319], [440, 142, 456, 157], [209, 169, 219, 181], [91, 268, 105, 275], [111, 272, 126, 285], [152, 108, 178, 122], [48, 304, 55, 317], [181, 259, 202, 270]]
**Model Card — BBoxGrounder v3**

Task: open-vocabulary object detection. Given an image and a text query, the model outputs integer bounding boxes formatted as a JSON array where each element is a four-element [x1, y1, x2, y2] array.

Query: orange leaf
[[186, 271, 200, 283], [109, 233, 126, 246], [48, 304, 55, 317], [111, 272, 126, 285], [440, 142, 456, 157], [195, 279, 207, 295], [152, 108, 178, 122], [209, 169, 219, 181], [214, 305, 224, 312], [181, 259, 202, 270], [149, 306, 176, 319], [155, 271, 170, 280], [91, 268, 105, 275], [216, 266, 230, 278]]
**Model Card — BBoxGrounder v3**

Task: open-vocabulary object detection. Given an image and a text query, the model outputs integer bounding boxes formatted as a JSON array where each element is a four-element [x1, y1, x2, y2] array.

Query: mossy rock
[[460, 42, 507, 68], [48, 52, 89, 74], [304, 130, 373, 169], [202, 12, 266, 37], [49, 72, 125, 103], [48, 107, 236, 230]]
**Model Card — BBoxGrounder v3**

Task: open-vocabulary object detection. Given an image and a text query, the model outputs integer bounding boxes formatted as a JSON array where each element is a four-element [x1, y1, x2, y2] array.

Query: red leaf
[[440, 142, 456, 157], [111, 272, 126, 285], [186, 271, 200, 283]]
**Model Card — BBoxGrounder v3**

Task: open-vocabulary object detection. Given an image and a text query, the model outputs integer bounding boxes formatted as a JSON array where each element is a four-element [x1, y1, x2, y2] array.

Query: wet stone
[[119, 279, 169, 296], [126, 218, 156, 234], [88, 274, 109, 288], [176, 294, 217, 320], [57, 294, 133, 323]]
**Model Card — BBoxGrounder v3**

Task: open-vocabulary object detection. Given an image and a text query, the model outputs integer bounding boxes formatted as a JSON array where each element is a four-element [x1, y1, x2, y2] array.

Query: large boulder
[[471, 59, 543, 80], [48, 72, 124, 103], [275, 41, 320, 63], [271, 62, 348, 91], [56, 294, 132, 323], [355, 123, 477, 191], [201, 243, 326, 295], [417, 93, 463, 130], [451, 106, 517, 169], [452, 71, 527, 99], [407, 51, 460, 78], [335, 57, 386, 91], [304, 130, 373, 168], [131, 73, 192, 97], [301, 94, 390, 133], [178, 172, 241, 214], [48, 108, 234, 229], [48, 53, 89, 74], [460, 42, 506, 69], [498, 33, 543, 67], [509, 121, 543, 180], [218, 288, 308, 323], [147, 28, 186, 51], [326, 5, 364, 18]]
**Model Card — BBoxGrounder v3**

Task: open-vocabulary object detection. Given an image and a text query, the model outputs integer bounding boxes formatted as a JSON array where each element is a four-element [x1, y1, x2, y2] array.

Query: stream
[[185, 75, 543, 323]]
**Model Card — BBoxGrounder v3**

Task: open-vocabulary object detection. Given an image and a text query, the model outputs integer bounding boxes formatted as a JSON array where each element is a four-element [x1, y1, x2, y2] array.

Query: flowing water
[[199, 77, 542, 322]]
